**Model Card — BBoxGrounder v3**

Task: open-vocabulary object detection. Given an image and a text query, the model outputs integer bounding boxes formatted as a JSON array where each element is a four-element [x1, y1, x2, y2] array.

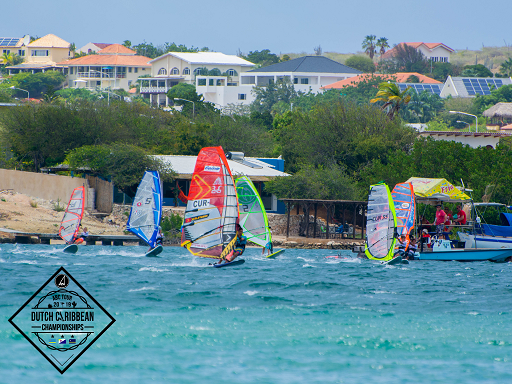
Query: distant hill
[[282, 46, 512, 74]]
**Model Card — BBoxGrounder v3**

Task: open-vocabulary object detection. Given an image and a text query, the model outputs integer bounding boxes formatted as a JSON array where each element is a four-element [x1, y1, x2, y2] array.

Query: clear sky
[[5, 0, 512, 56]]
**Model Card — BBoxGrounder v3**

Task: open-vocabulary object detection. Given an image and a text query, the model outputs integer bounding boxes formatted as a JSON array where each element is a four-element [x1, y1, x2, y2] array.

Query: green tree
[[250, 77, 297, 113], [274, 100, 415, 174], [401, 90, 444, 123], [123, 40, 132, 49], [167, 83, 215, 117], [264, 164, 357, 200], [244, 49, 280, 67], [362, 35, 377, 60], [9, 71, 66, 98], [345, 55, 375, 73], [376, 37, 390, 56], [461, 64, 493, 77], [370, 82, 412, 119], [499, 58, 512, 77], [379, 44, 429, 74], [65, 143, 175, 192]]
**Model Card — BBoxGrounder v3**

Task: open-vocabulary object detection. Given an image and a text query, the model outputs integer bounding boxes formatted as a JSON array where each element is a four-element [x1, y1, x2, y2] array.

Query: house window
[[227, 82, 237, 86], [294, 78, 298, 84], [227, 69, 236, 76], [183, 67, 190, 75], [300, 78, 309, 84], [198, 79, 206, 86], [158, 68, 167, 75], [238, 94, 246, 100], [209, 79, 214, 86], [32, 50, 49, 56], [171, 67, 179, 75], [128, 80, 132, 87], [70, 67, 73, 75], [2, 49, 10, 54], [18, 49, 25, 56], [129, 67, 132, 73], [135, 68, 138, 73]]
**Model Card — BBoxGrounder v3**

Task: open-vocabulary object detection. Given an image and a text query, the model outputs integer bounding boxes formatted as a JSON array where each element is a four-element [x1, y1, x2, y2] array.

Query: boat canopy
[[405, 177, 471, 203]]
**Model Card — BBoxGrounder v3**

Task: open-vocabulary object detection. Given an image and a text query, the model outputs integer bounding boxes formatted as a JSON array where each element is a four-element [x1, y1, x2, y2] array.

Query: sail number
[[192, 199, 210, 208], [372, 214, 388, 222]]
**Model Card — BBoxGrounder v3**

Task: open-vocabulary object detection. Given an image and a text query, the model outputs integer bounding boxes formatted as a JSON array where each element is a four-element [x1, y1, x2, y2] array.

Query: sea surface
[[0, 244, 511, 384]]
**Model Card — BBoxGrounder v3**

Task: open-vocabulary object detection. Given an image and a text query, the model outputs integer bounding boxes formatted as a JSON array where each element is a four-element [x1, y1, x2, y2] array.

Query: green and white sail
[[235, 176, 271, 248], [365, 182, 397, 261]]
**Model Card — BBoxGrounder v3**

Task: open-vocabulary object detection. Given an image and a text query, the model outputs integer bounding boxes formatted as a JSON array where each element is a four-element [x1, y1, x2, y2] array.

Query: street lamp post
[[449, 111, 478, 132], [174, 98, 195, 118], [9, 86, 29, 101]]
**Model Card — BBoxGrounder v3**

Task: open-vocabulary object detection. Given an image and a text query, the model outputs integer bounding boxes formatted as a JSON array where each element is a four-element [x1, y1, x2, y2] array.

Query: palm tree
[[376, 37, 390, 56], [370, 82, 411, 119], [362, 35, 377, 60], [2, 52, 14, 66], [500, 58, 512, 77]]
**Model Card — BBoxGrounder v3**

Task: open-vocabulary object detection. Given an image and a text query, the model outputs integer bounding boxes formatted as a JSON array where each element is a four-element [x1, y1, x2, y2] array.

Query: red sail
[[181, 147, 239, 259]]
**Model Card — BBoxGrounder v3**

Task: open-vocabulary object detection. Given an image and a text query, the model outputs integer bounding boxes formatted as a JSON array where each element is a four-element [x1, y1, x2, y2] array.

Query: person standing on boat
[[453, 205, 467, 225], [435, 205, 447, 236]]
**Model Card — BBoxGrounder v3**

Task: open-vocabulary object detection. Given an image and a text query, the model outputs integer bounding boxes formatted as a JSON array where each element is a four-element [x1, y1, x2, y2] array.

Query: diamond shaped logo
[[9, 267, 115, 374]]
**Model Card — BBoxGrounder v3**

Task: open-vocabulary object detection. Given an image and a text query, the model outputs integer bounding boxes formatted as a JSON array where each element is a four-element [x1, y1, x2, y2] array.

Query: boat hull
[[458, 232, 512, 249], [419, 248, 512, 262]]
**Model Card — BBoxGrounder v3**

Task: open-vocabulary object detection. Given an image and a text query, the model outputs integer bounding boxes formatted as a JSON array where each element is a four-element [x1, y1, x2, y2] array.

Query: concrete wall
[[0, 169, 88, 208], [86, 175, 113, 213]]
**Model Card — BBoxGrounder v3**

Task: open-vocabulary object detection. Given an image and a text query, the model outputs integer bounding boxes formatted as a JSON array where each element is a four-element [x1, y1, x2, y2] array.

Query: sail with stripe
[[391, 182, 415, 247], [365, 183, 397, 261], [127, 170, 163, 248], [59, 186, 85, 244], [235, 176, 271, 248], [181, 147, 239, 260]]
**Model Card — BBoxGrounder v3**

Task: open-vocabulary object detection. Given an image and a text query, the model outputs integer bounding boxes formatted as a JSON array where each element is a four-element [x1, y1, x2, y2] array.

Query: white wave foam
[[13, 260, 37, 264], [129, 286, 157, 292], [244, 290, 259, 296], [189, 326, 212, 331], [138, 267, 169, 272]]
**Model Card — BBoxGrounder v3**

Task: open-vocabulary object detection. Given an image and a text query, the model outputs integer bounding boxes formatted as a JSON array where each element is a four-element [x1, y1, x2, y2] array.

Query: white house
[[139, 52, 255, 107], [236, 56, 362, 104], [381, 42, 454, 63]]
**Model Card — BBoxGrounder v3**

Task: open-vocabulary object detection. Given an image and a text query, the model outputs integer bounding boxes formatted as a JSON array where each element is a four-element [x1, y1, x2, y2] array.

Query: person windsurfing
[[261, 226, 273, 256], [222, 225, 247, 264], [149, 226, 164, 252]]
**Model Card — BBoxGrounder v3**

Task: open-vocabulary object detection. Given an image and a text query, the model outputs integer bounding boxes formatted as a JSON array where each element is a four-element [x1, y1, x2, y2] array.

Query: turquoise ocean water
[[1, 243, 511, 383]]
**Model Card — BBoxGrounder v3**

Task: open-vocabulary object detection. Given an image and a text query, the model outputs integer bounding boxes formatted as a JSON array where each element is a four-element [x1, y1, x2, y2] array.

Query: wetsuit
[[234, 235, 247, 255]]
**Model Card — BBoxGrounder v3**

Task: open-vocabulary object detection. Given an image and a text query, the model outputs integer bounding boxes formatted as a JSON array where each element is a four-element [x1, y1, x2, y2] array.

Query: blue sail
[[127, 170, 163, 248]]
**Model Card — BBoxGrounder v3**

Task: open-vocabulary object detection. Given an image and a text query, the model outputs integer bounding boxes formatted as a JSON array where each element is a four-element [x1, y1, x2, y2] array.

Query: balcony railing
[[76, 72, 126, 79]]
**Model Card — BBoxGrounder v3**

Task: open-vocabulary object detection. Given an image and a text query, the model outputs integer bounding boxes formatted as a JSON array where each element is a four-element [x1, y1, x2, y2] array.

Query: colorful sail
[[235, 176, 271, 248], [391, 182, 416, 243], [365, 183, 397, 261], [181, 147, 239, 260], [59, 186, 85, 244], [127, 170, 163, 248]]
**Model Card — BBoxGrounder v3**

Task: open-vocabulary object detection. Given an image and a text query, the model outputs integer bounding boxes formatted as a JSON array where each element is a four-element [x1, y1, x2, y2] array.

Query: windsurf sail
[[391, 182, 416, 245], [235, 176, 271, 248], [59, 186, 85, 244], [126, 170, 163, 249], [365, 183, 397, 261], [181, 147, 239, 260]]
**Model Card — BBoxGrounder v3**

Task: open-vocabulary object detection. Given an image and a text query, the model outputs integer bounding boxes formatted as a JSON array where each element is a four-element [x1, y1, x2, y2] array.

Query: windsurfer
[[395, 234, 407, 257], [149, 226, 164, 252], [404, 236, 418, 260], [262, 226, 273, 256], [73, 226, 89, 244], [224, 226, 247, 263]]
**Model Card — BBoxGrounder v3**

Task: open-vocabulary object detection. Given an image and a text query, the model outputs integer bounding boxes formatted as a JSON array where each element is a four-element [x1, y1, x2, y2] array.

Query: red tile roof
[[57, 54, 151, 67], [381, 42, 454, 60], [322, 72, 441, 89], [98, 44, 136, 55]]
